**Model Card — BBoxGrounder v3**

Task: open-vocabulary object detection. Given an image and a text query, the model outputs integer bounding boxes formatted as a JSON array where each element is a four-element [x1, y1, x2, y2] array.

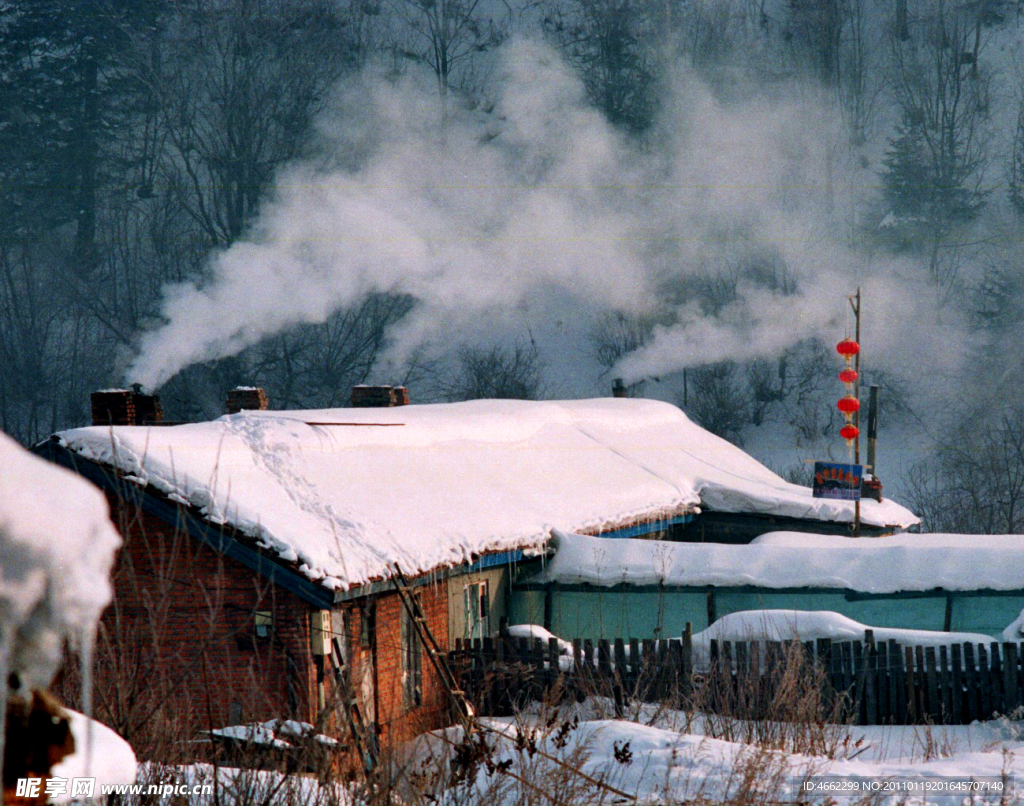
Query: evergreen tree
[[542, 0, 660, 133], [881, 109, 985, 224], [0, 1, 163, 269]]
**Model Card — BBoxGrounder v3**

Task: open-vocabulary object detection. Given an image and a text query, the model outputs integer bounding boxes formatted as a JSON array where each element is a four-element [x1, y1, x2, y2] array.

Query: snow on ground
[[129, 762, 353, 806], [134, 707, 1024, 805], [532, 529, 1024, 593], [504, 624, 574, 656], [54, 398, 917, 591], [210, 719, 339, 748], [410, 710, 1024, 806], [50, 709, 137, 798]]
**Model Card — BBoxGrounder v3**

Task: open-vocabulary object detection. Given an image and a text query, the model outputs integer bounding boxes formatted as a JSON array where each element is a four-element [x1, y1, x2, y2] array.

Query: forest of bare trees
[[4, 0, 1024, 532]]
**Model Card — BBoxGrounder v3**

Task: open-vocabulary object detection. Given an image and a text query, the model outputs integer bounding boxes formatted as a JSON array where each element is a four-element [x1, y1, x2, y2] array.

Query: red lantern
[[837, 396, 860, 414], [836, 339, 859, 357], [839, 368, 858, 384], [840, 424, 859, 441]]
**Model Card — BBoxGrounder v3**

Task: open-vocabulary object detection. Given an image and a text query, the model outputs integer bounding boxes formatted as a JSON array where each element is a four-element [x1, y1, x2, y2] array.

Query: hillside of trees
[[3, 0, 1024, 531]]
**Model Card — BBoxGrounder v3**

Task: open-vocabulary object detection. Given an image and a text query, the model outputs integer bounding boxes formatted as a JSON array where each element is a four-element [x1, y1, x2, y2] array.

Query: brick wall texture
[[94, 493, 452, 757]]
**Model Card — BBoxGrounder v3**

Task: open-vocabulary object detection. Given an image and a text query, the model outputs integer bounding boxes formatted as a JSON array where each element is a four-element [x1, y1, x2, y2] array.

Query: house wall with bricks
[[335, 582, 452, 748], [97, 496, 321, 743], [94, 492, 456, 755]]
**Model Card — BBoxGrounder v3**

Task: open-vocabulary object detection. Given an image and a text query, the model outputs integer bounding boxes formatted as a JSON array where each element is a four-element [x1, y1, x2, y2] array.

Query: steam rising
[[127, 39, 953, 392]]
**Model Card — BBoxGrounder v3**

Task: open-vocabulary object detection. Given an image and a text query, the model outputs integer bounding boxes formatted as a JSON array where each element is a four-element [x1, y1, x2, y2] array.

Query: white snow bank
[[418, 716, 1024, 806], [1002, 608, 1024, 642], [136, 762, 354, 806], [531, 529, 1024, 593], [504, 625, 572, 656], [54, 399, 917, 591], [50, 709, 137, 796], [0, 431, 121, 693], [211, 719, 339, 748], [691, 611, 996, 669]]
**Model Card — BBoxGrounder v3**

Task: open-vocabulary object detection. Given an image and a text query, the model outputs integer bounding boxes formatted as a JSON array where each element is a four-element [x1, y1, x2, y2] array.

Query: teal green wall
[[952, 596, 1023, 637], [509, 587, 1024, 642]]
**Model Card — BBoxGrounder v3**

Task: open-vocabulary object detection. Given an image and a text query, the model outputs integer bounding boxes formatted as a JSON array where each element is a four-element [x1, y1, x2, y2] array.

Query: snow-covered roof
[[53, 398, 917, 592], [0, 431, 122, 693], [691, 610, 994, 658], [531, 529, 1024, 594]]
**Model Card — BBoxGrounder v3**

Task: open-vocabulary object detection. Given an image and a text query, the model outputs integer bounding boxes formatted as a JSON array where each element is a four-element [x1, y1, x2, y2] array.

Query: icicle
[[0, 636, 10, 804], [79, 624, 96, 777]]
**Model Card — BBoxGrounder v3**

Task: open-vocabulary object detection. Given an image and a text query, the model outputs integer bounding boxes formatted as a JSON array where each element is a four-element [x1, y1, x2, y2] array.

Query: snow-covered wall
[[54, 399, 917, 591], [531, 529, 1024, 594]]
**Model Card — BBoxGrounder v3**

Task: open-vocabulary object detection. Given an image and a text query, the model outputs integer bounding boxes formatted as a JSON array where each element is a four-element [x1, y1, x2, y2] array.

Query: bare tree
[[679, 362, 751, 446], [440, 341, 545, 401], [155, 0, 361, 246], [904, 405, 1024, 533], [392, 0, 506, 100], [880, 0, 990, 287], [590, 311, 656, 381], [541, 0, 660, 132], [1009, 79, 1024, 217]]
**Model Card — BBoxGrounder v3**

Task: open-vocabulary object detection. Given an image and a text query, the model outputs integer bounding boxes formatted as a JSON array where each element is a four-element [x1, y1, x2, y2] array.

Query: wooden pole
[[850, 288, 862, 536], [867, 385, 879, 476]]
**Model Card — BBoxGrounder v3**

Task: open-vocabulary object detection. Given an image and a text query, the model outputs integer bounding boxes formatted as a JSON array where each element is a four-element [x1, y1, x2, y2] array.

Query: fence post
[[669, 639, 683, 705], [990, 641, 1004, 717], [963, 643, 979, 722], [482, 636, 494, 715], [682, 624, 693, 702], [598, 639, 612, 687], [950, 643, 964, 724], [852, 639, 865, 724], [904, 646, 917, 723], [978, 643, 992, 719], [924, 646, 939, 722], [863, 630, 877, 725], [876, 641, 889, 723], [938, 645, 952, 724], [1004, 643, 1020, 713], [641, 639, 655, 701]]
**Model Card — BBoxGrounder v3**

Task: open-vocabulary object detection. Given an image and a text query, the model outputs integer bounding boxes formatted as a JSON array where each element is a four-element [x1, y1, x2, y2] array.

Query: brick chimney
[[91, 385, 163, 426], [612, 378, 627, 398], [351, 385, 410, 408], [226, 387, 269, 414]]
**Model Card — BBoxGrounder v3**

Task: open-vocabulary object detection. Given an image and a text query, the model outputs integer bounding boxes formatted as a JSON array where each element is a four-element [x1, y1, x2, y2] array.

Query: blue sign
[[812, 461, 862, 501]]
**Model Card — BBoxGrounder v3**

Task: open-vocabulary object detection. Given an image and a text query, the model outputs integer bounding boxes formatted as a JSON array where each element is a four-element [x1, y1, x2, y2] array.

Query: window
[[254, 610, 272, 639], [360, 600, 376, 649], [463, 581, 489, 642], [401, 600, 423, 708]]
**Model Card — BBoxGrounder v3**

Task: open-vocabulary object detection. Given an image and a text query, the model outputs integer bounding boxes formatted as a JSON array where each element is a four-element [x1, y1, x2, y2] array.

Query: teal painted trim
[[513, 582, 1024, 598], [468, 549, 526, 571], [330, 551, 541, 602], [595, 514, 696, 539]]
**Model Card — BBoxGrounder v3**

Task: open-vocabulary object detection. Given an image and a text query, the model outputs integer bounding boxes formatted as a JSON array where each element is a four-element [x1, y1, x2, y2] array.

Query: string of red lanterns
[[836, 338, 860, 448]]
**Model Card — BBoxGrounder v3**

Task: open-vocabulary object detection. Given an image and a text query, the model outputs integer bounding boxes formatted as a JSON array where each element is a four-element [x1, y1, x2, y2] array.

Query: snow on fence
[[450, 629, 1024, 726]]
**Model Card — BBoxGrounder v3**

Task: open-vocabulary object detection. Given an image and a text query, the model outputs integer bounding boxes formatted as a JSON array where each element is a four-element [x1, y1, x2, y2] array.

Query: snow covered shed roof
[[51, 398, 917, 592], [530, 530, 1024, 594]]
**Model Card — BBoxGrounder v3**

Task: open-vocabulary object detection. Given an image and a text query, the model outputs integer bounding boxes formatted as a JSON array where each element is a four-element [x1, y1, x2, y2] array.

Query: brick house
[[37, 387, 917, 757]]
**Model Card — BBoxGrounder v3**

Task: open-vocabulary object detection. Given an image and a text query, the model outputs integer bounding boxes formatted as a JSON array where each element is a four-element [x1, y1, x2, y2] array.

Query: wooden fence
[[450, 629, 1024, 725]]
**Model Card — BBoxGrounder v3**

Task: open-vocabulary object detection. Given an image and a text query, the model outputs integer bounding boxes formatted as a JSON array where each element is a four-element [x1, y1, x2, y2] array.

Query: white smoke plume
[[127, 38, 954, 393]]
